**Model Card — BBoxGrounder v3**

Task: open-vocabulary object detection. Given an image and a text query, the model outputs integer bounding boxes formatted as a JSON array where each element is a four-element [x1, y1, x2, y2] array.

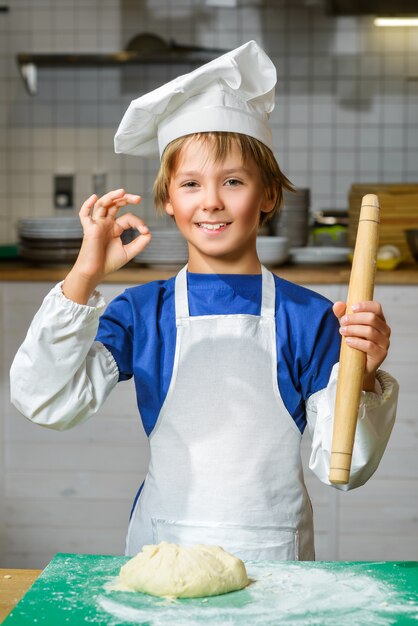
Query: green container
[[0, 244, 19, 259]]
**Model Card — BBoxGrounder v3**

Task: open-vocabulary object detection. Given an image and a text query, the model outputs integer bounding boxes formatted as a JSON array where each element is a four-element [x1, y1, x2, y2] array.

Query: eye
[[224, 178, 242, 187], [181, 181, 199, 188]]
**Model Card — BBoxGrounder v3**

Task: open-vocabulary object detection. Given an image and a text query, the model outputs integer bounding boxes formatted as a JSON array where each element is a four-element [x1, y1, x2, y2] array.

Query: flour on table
[[100, 562, 418, 626], [117, 541, 249, 599]]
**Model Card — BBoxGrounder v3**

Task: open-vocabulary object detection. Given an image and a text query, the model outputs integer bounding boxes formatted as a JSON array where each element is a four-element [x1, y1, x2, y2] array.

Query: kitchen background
[[0, 0, 417, 569], [1, 0, 418, 241]]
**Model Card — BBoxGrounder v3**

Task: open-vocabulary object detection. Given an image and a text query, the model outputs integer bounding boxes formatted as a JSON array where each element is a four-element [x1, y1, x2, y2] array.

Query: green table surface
[[3, 553, 418, 626]]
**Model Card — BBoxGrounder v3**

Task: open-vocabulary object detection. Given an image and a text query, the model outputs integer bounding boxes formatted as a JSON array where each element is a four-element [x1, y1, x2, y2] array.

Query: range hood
[[325, 0, 418, 15], [17, 33, 227, 96]]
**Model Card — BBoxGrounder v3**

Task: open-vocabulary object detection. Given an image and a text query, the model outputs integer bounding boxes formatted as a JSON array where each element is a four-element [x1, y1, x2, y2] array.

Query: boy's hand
[[333, 300, 391, 392], [63, 189, 152, 304], [77, 189, 151, 278]]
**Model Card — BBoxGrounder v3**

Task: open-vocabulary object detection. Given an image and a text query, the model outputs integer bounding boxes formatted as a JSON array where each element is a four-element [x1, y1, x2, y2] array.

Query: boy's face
[[165, 138, 274, 273]]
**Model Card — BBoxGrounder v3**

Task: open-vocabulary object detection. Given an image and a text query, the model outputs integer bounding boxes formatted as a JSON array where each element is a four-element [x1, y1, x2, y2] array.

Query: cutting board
[[3, 554, 418, 626]]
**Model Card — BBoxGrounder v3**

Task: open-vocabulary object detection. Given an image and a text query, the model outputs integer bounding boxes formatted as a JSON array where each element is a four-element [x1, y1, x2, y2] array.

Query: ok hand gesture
[[63, 189, 152, 304]]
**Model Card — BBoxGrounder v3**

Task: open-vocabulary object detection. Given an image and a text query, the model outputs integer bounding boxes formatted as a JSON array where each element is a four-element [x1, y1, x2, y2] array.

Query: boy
[[11, 41, 398, 560]]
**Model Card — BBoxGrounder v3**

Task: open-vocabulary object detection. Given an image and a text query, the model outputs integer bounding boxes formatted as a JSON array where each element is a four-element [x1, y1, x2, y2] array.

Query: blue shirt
[[96, 272, 340, 436]]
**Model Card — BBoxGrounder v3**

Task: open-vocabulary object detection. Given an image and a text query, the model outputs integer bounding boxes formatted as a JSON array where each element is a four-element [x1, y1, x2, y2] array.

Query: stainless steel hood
[[17, 33, 227, 96]]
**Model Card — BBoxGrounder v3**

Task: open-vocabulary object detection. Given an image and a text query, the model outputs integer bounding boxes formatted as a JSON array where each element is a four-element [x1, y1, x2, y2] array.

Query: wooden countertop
[[1, 261, 418, 284], [0, 569, 41, 623]]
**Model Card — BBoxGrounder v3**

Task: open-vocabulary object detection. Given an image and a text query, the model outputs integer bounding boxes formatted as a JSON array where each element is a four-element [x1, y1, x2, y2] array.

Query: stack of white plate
[[18, 217, 83, 263], [270, 188, 310, 247], [134, 229, 188, 267]]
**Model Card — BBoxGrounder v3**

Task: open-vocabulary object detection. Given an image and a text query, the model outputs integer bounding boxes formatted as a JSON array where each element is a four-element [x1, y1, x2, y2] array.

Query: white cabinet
[[0, 281, 417, 568], [304, 283, 418, 561], [1, 282, 150, 568]]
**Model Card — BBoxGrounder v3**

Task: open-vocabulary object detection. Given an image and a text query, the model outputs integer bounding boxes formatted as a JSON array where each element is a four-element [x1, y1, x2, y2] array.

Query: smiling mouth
[[196, 222, 231, 231]]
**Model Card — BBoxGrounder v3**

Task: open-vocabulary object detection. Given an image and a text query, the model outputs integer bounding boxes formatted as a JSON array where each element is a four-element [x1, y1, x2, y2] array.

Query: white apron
[[126, 265, 314, 560]]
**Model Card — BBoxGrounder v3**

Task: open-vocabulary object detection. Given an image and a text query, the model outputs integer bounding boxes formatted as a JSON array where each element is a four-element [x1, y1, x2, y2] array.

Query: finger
[[124, 231, 152, 261], [115, 213, 152, 261], [115, 213, 151, 251], [108, 194, 142, 217], [121, 193, 142, 204], [343, 335, 388, 367], [332, 301, 346, 320], [340, 312, 390, 337], [339, 323, 390, 349], [79, 194, 98, 219], [115, 212, 149, 233], [93, 188, 126, 218], [350, 300, 386, 322]]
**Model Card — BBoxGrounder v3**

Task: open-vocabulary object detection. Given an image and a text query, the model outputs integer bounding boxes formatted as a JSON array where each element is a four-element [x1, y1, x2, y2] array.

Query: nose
[[201, 183, 224, 212]]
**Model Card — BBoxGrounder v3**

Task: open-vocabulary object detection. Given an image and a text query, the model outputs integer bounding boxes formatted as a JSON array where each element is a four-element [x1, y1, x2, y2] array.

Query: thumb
[[124, 231, 152, 262], [332, 301, 346, 321]]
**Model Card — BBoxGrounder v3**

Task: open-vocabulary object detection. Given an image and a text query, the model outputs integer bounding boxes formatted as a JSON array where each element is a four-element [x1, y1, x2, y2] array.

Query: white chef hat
[[114, 40, 277, 158]]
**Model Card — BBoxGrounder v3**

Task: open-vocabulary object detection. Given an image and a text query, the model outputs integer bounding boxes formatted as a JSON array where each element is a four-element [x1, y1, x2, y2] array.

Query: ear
[[165, 200, 174, 217], [261, 193, 276, 215]]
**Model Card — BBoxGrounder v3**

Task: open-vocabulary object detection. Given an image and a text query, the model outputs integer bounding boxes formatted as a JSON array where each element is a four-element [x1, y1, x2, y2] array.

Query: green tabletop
[[3, 553, 418, 625]]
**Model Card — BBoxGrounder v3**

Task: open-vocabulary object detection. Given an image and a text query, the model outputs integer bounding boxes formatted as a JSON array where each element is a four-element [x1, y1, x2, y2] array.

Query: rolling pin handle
[[328, 193, 380, 486]]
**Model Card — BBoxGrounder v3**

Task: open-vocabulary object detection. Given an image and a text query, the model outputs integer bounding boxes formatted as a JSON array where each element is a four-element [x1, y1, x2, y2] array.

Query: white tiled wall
[[1, 0, 418, 243]]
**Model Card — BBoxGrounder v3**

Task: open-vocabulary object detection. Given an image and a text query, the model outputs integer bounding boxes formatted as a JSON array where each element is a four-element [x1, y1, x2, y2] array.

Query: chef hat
[[114, 40, 277, 158]]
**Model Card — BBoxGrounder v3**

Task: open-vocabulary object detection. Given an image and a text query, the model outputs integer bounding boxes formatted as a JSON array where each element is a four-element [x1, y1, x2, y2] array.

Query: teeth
[[199, 223, 226, 230]]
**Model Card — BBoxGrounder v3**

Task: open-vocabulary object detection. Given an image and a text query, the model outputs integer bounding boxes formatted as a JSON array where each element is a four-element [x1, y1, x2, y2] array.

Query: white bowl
[[256, 236, 289, 266]]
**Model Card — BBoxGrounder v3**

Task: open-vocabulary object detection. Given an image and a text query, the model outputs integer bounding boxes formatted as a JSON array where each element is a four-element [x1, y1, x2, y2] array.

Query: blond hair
[[153, 132, 294, 226]]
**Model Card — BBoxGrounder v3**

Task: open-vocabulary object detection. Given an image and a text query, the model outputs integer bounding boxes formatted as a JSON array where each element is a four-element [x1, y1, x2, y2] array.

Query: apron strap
[[175, 264, 189, 321], [175, 264, 276, 321], [260, 265, 276, 319]]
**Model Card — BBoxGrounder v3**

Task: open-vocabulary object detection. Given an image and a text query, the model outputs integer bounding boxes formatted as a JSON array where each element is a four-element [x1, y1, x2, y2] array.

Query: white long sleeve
[[10, 282, 119, 430], [306, 363, 398, 490]]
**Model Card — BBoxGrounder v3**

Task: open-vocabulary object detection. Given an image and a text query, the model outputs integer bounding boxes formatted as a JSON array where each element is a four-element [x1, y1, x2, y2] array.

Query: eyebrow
[[174, 166, 251, 179]]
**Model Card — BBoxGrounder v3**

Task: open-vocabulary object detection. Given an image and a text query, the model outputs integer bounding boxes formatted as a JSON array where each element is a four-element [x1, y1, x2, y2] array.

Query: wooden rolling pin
[[329, 194, 380, 485]]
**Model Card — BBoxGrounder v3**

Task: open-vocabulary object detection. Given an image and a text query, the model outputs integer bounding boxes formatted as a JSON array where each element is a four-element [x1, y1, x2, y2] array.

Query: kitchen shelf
[[16, 33, 227, 95]]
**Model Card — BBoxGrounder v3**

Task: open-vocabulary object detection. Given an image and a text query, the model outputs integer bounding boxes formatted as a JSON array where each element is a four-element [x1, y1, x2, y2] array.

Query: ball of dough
[[118, 541, 249, 598]]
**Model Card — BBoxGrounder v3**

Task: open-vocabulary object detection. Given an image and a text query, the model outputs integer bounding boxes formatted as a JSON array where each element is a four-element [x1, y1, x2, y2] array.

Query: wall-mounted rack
[[17, 33, 227, 95]]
